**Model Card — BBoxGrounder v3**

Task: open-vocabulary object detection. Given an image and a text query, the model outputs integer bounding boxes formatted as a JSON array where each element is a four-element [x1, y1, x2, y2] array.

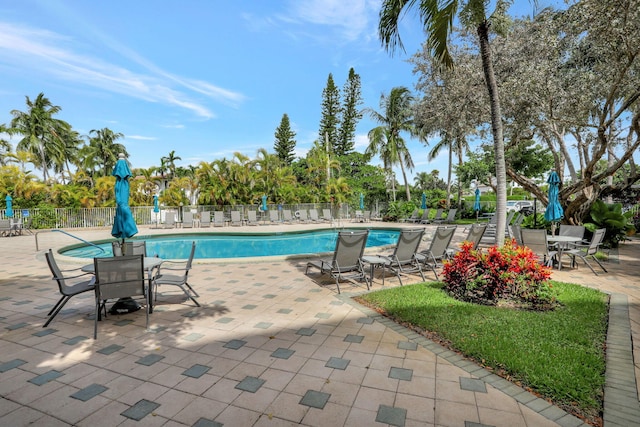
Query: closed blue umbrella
[[111, 153, 138, 242], [5, 195, 13, 218], [261, 195, 268, 211], [474, 188, 481, 217], [544, 171, 563, 229], [359, 193, 365, 210], [421, 193, 427, 209], [153, 195, 159, 213]]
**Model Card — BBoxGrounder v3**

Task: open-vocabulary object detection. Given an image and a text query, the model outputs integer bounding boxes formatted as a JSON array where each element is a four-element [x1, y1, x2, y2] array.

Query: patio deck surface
[[1, 222, 639, 426]]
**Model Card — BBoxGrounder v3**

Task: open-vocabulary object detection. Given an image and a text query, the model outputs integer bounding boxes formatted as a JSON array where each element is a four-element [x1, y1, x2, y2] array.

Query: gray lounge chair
[[269, 210, 280, 224], [230, 211, 243, 226], [521, 229, 558, 267], [309, 209, 321, 222], [282, 210, 294, 224], [93, 255, 148, 338], [449, 223, 487, 257], [200, 211, 211, 227], [298, 209, 309, 223], [378, 228, 426, 286], [246, 210, 259, 225], [416, 225, 457, 280], [182, 211, 194, 228], [510, 224, 524, 246], [43, 249, 95, 327], [213, 211, 225, 227], [565, 228, 607, 275], [153, 241, 200, 306], [434, 208, 457, 224], [163, 212, 176, 229], [321, 209, 333, 222], [0, 219, 13, 236], [403, 209, 419, 223], [305, 230, 370, 293]]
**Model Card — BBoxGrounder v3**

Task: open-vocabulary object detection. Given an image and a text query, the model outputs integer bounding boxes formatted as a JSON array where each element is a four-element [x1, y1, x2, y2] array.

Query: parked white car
[[506, 200, 534, 214]]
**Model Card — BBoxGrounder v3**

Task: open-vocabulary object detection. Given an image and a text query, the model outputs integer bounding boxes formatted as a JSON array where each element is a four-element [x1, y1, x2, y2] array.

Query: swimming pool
[[61, 229, 401, 259]]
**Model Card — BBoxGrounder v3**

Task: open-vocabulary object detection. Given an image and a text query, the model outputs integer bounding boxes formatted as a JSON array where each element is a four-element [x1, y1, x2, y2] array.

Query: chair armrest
[[157, 260, 189, 273]]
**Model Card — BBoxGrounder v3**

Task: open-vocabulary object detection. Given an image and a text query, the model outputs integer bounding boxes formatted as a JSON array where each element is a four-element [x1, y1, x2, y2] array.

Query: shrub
[[442, 240, 556, 308]]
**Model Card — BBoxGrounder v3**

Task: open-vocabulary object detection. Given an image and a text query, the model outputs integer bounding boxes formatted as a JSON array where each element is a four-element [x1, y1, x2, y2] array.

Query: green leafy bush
[[442, 240, 556, 308], [584, 200, 635, 248]]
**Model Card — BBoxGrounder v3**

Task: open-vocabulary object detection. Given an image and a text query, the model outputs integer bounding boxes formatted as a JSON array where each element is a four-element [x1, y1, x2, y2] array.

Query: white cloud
[[126, 135, 157, 141], [0, 22, 245, 118]]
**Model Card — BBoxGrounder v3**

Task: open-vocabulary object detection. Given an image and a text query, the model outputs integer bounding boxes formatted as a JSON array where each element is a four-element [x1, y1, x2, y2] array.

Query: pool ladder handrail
[[35, 229, 106, 254]]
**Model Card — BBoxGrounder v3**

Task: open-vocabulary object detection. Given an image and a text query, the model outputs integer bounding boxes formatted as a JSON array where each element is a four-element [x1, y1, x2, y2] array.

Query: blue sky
[[0, 0, 562, 182]]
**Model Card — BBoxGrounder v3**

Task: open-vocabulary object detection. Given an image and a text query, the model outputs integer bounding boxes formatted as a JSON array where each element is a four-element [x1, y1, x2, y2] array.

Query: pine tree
[[274, 113, 296, 165], [336, 68, 362, 156], [318, 73, 341, 154]]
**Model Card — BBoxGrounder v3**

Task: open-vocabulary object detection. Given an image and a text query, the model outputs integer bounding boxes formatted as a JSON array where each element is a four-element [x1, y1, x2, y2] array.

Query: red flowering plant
[[442, 239, 556, 309]]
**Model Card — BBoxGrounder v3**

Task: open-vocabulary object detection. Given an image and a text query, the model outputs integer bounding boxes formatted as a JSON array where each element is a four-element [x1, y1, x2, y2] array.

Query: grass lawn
[[355, 281, 607, 425]]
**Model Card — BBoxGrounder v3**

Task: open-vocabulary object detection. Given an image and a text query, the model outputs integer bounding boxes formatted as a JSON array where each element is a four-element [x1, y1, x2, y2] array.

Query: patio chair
[[296, 209, 309, 222], [378, 228, 426, 286], [412, 208, 430, 224], [93, 255, 148, 339], [521, 229, 558, 267], [43, 249, 96, 327], [182, 211, 194, 228], [153, 241, 200, 307], [0, 219, 12, 236], [449, 223, 487, 257], [559, 224, 586, 247], [246, 210, 259, 225], [112, 241, 123, 256], [434, 208, 457, 224], [363, 210, 371, 222], [305, 230, 370, 293], [269, 210, 280, 224], [213, 211, 225, 227], [282, 209, 294, 224], [403, 209, 419, 223], [483, 210, 516, 243], [230, 211, 243, 226], [200, 211, 211, 227], [20, 210, 34, 235], [430, 208, 444, 224], [309, 209, 321, 222], [510, 224, 524, 247], [321, 209, 333, 222], [163, 212, 176, 229], [415, 225, 457, 280], [123, 241, 148, 256], [565, 228, 608, 275]]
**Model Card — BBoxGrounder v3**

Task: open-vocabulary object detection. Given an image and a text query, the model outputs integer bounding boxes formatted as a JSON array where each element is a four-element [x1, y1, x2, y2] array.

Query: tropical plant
[[378, 0, 511, 245], [443, 240, 556, 308], [583, 200, 636, 248], [364, 86, 417, 202]]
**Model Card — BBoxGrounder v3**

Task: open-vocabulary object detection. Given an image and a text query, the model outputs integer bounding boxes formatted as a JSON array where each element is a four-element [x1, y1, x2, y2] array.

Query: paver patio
[[1, 222, 638, 426]]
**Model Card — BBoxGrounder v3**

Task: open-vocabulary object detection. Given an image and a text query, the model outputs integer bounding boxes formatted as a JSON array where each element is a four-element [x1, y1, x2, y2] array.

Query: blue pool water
[[61, 229, 400, 259]]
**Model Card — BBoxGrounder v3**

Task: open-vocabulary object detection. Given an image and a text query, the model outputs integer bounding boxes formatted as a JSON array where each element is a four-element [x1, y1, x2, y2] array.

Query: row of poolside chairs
[[160, 208, 338, 228], [405, 208, 457, 224], [305, 223, 489, 293]]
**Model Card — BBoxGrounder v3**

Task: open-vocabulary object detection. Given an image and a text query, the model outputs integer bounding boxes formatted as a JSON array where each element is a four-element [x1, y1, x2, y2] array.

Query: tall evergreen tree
[[318, 73, 341, 154], [336, 68, 363, 156], [274, 113, 297, 165]]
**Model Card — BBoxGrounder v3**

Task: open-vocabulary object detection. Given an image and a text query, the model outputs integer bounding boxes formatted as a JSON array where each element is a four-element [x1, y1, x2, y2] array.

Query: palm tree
[[86, 128, 127, 176], [378, 0, 509, 245], [428, 133, 470, 209], [10, 93, 70, 181], [162, 150, 182, 180], [364, 87, 417, 202]]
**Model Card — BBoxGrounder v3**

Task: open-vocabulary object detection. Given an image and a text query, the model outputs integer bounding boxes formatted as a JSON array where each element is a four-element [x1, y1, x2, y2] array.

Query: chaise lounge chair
[[415, 225, 457, 280], [377, 228, 426, 286], [305, 230, 370, 293]]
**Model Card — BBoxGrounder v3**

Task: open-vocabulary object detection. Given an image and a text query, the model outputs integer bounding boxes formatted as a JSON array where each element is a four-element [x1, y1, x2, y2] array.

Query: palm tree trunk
[[446, 146, 452, 209], [478, 21, 507, 246], [399, 155, 411, 201]]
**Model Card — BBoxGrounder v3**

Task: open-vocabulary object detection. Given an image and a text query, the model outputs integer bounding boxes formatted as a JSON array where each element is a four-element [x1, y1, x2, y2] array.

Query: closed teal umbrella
[[474, 189, 481, 221], [544, 171, 563, 231], [153, 195, 159, 213], [359, 193, 364, 210], [421, 193, 427, 209], [5, 195, 13, 218], [111, 154, 138, 242], [261, 195, 268, 211]]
